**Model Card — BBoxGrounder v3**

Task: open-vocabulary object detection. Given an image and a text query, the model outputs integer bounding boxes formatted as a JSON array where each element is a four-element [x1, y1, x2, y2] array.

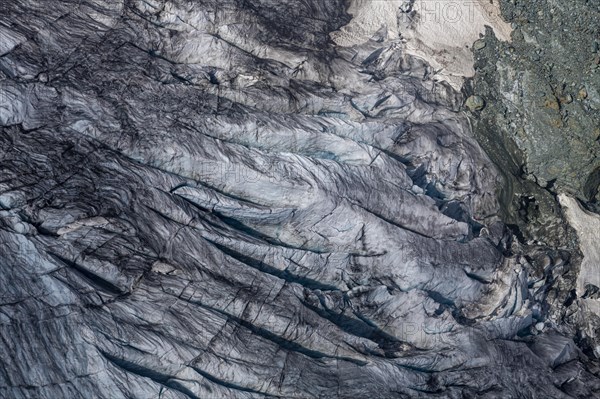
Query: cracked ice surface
[[0, 1, 598, 398]]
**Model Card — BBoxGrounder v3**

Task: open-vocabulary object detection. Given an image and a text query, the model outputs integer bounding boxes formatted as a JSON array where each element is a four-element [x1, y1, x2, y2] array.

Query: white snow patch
[[558, 194, 600, 315], [331, 0, 512, 89]]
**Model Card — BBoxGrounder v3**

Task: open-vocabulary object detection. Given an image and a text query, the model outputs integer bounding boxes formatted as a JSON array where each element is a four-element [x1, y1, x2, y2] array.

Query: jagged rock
[[473, 40, 487, 51], [466, 95, 486, 111], [472, 0, 600, 200]]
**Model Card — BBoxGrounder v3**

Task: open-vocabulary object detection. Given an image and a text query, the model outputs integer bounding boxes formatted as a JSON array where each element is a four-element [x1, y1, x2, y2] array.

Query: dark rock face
[[467, 0, 600, 374], [470, 0, 600, 207], [0, 1, 599, 398]]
